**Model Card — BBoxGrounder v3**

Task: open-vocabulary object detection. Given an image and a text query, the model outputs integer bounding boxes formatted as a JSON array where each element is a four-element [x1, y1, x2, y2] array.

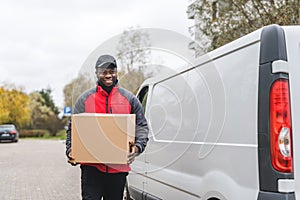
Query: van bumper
[[258, 191, 295, 200]]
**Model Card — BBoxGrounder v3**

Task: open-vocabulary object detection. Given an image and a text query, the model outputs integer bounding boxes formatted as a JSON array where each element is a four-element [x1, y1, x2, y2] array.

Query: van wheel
[[208, 198, 220, 200]]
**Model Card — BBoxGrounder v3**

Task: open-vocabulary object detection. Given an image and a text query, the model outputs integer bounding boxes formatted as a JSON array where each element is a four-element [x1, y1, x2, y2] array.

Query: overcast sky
[[0, 0, 194, 109]]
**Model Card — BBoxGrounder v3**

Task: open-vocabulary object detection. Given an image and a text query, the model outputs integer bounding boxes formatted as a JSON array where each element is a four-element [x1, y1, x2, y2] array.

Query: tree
[[29, 91, 54, 130], [0, 87, 10, 124], [118, 70, 147, 94], [63, 73, 95, 107], [0, 85, 31, 128], [30, 89, 63, 136], [116, 27, 152, 93], [39, 88, 59, 115], [189, 0, 300, 53]]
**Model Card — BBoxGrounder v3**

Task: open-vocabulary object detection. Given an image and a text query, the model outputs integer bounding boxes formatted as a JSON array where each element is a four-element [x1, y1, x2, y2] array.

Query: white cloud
[[0, 0, 193, 109]]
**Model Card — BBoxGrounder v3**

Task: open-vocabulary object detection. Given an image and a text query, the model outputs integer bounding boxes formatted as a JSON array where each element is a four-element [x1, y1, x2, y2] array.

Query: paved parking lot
[[0, 139, 81, 200]]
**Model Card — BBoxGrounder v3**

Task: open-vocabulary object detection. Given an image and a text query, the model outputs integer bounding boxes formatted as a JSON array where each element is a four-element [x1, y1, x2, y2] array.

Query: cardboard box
[[71, 113, 135, 164]]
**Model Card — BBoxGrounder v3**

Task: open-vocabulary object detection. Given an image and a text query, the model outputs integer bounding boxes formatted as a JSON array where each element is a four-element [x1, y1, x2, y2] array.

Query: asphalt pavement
[[0, 139, 81, 200]]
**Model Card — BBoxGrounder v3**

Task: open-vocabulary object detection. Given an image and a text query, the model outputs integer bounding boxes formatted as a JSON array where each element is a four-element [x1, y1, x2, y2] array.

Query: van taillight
[[270, 78, 293, 173]]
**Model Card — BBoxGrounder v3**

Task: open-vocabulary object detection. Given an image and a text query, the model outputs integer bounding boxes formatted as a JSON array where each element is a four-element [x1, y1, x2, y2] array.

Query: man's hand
[[67, 149, 78, 166], [127, 142, 139, 164], [68, 158, 77, 166]]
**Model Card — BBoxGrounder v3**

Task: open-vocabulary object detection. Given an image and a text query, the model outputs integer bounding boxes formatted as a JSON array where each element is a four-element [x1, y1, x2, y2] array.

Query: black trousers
[[80, 165, 128, 200]]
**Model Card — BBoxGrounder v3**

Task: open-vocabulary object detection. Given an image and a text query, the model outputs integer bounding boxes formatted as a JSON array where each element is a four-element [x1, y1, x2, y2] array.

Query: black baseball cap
[[95, 55, 117, 69]]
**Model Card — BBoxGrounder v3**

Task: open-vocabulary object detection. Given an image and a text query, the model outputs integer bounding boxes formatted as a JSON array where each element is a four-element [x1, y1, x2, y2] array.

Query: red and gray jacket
[[66, 84, 149, 173]]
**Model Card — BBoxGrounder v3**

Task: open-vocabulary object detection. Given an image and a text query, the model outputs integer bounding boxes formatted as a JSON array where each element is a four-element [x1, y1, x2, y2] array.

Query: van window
[[137, 86, 149, 113]]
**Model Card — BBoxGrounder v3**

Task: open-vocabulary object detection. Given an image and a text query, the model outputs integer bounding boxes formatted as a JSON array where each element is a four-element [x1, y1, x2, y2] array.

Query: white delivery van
[[127, 24, 300, 200]]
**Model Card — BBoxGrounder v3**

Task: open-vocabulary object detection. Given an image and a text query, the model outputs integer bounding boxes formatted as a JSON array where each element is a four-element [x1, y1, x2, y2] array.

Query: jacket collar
[[96, 84, 118, 96]]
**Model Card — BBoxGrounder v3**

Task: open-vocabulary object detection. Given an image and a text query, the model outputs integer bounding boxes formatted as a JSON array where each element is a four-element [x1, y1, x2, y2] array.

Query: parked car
[[127, 24, 300, 200], [0, 124, 19, 142]]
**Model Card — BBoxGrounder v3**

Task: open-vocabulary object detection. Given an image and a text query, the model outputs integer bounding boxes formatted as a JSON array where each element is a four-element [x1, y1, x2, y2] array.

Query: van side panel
[[142, 40, 260, 199]]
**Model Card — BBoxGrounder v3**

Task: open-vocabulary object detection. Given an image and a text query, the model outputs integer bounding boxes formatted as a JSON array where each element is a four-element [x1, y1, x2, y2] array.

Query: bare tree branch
[[189, 0, 298, 53]]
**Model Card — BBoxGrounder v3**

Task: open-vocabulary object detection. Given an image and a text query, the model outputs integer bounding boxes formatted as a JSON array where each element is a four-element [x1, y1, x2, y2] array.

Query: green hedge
[[19, 129, 50, 138]]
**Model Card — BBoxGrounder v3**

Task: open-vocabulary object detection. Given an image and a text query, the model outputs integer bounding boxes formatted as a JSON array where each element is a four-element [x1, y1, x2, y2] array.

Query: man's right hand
[[68, 159, 77, 166], [67, 149, 78, 166]]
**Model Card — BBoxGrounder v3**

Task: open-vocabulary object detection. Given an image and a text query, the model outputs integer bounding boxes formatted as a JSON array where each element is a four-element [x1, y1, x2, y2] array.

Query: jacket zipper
[[106, 96, 109, 113], [106, 96, 109, 173], [105, 95, 113, 173]]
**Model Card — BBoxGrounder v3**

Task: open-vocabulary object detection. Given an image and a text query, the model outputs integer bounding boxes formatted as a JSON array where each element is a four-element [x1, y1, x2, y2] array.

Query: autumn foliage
[[0, 85, 64, 136], [0, 86, 31, 128]]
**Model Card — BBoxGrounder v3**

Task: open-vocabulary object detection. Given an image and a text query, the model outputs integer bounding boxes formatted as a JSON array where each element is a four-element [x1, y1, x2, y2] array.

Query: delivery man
[[65, 54, 149, 200]]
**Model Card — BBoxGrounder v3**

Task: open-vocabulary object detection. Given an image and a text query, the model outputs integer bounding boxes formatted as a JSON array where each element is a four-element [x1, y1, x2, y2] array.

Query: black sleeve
[[65, 119, 72, 159], [130, 95, 149, 153], [65, 95, 85, 159]]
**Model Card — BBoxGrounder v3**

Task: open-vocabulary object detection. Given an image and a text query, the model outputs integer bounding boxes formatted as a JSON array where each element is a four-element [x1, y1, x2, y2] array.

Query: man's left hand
[[127, 145, 139, 164]]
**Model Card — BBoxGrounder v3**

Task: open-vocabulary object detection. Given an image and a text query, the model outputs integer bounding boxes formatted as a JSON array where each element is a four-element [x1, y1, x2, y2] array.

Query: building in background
[[187, 0, 231, 57], [187, 0, 203, 58]]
